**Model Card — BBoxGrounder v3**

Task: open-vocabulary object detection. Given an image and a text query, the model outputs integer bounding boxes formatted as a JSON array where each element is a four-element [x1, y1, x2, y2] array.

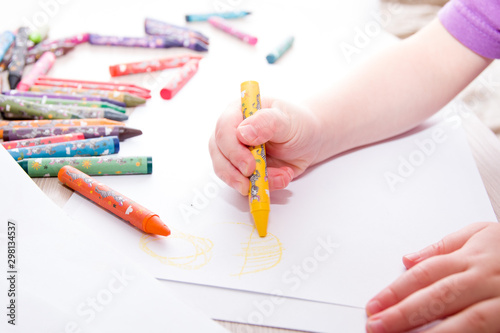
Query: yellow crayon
[[240, 81, 270, 237]]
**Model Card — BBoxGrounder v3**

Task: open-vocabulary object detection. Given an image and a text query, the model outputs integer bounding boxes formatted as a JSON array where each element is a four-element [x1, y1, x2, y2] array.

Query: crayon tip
[[120, 127, 142, 140], [252, 210, 269, 237], [145, 215, 171, 236], [18, 160, 28, 174], [123, 94, 146, 107], [103, 110, 128, 121], [8, 75, 21, 90]]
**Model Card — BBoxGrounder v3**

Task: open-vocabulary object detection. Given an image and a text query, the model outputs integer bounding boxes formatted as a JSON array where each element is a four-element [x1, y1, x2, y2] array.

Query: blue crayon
[[0, 31, 15, 62], [185, 11, 251, 22], [266, 36, 294, 64], [7, 136, 119, 161]]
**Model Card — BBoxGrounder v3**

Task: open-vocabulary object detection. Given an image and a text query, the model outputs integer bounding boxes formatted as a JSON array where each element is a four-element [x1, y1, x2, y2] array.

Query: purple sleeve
[[438, 0, 500, 59]]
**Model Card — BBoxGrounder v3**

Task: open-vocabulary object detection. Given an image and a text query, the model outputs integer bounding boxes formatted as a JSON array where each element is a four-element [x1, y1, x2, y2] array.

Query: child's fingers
[[267, 167, 294, 191], [365, 252, 468, 317], [236, 107, 292, 146], [209, 133, 249, 195], [402, 222, 491, 269]]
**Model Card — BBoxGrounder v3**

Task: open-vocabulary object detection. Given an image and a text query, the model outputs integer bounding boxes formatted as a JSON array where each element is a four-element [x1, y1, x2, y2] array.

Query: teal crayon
[[266, 36, 294, 64], [185, 11, 251, 22], [7, 136, 119, 161], [18, 156, 152, 177]]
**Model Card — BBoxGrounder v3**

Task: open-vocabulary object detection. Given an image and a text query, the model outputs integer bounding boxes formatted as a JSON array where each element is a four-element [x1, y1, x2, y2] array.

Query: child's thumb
[[236, 107, 291, 146]]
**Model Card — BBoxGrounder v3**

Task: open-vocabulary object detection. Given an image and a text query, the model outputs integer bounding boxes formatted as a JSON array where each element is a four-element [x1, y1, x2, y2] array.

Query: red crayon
[[35, 76, 151, 99], [109, 54, 203, 77], [2, 133, 85, 150], [160, 59, 199, 100], [58, 166, 170, 236]]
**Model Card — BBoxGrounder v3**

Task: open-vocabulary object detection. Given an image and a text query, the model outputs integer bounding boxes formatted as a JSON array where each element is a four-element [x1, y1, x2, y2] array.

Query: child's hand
[[365, 222, 500, 333], [209, 97, 323, 195]]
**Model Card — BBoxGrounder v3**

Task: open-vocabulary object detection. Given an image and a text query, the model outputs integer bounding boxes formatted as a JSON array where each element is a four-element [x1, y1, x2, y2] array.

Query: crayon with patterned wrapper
[[240, 81, 270, 237], [19, 155, 152, 177], [266, 36, 294, 64], [35, 76, 151, 99], [0, 118, 125, 138], [185, 10, 251, 22], [160, 59, 199, 100], [18, 51, 56, 91], [144, 18, 209, 45], [38, 33, 89, 47], [2, 133, 85, 149], [88, 33, 208, 52], [7, 136, 119, 161], [208, 17, 257, 45], [3, 125, 141, 141], [0, 42, 14, 72], [109, 54, 203, 77], [29, 85, 146, 107], [58, 165, 170, 236], [0, 31, 15, 62], [0, 95, 128, 121], [26, 42, 75, 65], [2, 90, 127, 107], [8, 27, 30, 89], [14, 96, 126, 113]]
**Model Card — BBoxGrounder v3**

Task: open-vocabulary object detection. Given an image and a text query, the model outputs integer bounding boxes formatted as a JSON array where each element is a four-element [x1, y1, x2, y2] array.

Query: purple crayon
[[3, 125, 142, 141], [144, 18, 209, 45], [88, 34, 208, 52]]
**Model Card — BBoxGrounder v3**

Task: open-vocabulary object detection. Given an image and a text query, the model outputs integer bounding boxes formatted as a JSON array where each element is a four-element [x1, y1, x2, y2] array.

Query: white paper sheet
[[64, 110, 497, 310], [0, 147, 228, 333]]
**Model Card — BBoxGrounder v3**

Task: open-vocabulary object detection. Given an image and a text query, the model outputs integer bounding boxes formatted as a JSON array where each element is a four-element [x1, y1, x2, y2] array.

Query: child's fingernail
[[366, 300, 383, 316], [239, 125, 257, 143], [404, 252, 420, 263], [238, 161, 249, 175], [366, 319, 386, 333]]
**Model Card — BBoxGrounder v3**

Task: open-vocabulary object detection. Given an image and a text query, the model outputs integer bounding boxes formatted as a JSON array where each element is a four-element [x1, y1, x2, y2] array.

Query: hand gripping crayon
[[240, 81, 270, 237], [2, 133, 85, 149], [160, 59, 200, 100], [3, 125, 141, 141], [58, 165, 170, 236], [7, 136, 119, 161], [208, 17, 257, 45], [17, 51, 56, 91], [19, 156, 152, 177]]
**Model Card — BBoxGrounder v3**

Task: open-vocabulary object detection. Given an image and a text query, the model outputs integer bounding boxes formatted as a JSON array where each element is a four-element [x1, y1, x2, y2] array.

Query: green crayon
[[16, 96, 127, 113], [18, 156, 152, 177]]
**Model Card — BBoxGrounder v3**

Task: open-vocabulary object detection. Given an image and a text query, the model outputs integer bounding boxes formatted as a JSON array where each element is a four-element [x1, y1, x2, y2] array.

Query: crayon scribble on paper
[[232, 222, 283, 277], [139, 230, 213, 270]]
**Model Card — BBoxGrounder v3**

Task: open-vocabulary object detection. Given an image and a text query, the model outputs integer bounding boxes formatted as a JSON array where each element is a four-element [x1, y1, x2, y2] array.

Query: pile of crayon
[[0, 118, 149, 177]]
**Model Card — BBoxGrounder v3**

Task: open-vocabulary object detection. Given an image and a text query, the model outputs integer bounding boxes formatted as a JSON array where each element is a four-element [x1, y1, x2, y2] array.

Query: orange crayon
[[58, 166, 170, 236]]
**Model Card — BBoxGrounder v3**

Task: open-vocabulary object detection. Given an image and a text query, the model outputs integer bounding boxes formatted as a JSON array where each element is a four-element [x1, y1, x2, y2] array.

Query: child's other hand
[[209, 97, 322, 195], [365, 222, 500, 333]]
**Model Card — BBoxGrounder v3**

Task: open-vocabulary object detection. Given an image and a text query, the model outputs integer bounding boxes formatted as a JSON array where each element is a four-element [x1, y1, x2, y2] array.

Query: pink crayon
[[17, 51, 56, 91], [160, 59, 200, 100], [207, 16, 257, 45]]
